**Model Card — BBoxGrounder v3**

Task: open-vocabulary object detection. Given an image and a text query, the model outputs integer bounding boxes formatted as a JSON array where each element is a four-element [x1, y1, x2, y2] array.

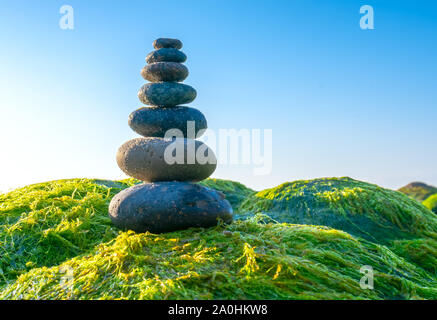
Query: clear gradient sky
[[0, 0, 436, 192]]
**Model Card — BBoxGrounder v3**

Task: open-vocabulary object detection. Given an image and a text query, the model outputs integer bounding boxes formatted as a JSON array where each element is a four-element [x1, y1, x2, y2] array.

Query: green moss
[[239, 177, 437, 244], [0, 179, 136, 284], [398, 182, 437, 202], [391, 238, 437, 274], [423, 194, 437, 214], [0, 178, 253, 286], [1, 177, 436, 300], [1, 217, 436, 300]]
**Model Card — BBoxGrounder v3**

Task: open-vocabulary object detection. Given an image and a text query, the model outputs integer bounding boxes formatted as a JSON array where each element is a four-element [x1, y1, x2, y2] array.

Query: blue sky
[[0, 0, 436, 191]]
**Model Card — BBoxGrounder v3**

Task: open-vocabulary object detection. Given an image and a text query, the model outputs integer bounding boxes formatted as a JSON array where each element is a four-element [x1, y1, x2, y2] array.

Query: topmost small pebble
[[153, 38, 183, 50]]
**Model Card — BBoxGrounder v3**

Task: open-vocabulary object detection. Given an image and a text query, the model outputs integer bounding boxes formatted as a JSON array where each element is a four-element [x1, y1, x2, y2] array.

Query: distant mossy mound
[[239, 177, 437, 244], [423, 194, 437, 214], [398, 182, 437, 202], [1, 177, 436, 299]]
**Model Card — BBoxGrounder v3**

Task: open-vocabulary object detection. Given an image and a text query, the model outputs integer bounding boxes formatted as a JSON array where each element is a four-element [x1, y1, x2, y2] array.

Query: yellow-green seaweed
[[0, 177, 436, 300]]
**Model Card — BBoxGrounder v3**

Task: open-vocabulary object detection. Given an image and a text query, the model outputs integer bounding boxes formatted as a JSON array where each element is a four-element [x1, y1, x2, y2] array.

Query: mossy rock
[[391, 238, 437, 274], [423, 194, 437, 214], [0, 178, 253, 286], [1, 218, 436, 300], [239, 177, 437, 244], [1, 177, 436, 299], [0, 178, 134, 285], [398, 182, 437, 201]]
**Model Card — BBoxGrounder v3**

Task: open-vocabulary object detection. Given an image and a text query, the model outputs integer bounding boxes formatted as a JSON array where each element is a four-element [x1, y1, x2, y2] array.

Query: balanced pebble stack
[[109, 38, 233, 233]]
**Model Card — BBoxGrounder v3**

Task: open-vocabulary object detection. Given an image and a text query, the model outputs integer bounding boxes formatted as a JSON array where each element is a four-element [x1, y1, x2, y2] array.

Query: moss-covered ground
[[239, 177, 437, 244], [0, 177, 436, 299]]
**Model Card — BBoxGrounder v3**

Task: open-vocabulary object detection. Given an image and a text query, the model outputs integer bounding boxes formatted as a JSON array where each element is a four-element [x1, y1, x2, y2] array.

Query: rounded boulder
[[138, 82, 196, 107], [141, 62, 188, 82], [109, 182, 233, 233], [153, 38, 183, 50], [116, 137, 217, 182], [146, 48, 187, 64], [128, 106, 207, 138]]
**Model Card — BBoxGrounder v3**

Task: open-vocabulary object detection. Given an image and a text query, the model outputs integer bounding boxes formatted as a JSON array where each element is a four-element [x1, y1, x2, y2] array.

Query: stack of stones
[[109, 38, 233, 233]]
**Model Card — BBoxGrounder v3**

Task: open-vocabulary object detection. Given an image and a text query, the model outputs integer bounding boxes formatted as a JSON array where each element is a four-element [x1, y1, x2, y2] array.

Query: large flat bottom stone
[[109, 182, 233, 233]]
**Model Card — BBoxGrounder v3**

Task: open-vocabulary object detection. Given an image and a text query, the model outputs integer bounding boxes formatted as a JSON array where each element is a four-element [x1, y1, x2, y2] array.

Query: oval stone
[[153, 38, 183, 50], [116, 137, 217, 182], [146, 48, 187, 64], [108, 182, 233, 233], [141, 62, 188, 82], [128, 106, 207, 138], [138, 82, 196, 107]]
